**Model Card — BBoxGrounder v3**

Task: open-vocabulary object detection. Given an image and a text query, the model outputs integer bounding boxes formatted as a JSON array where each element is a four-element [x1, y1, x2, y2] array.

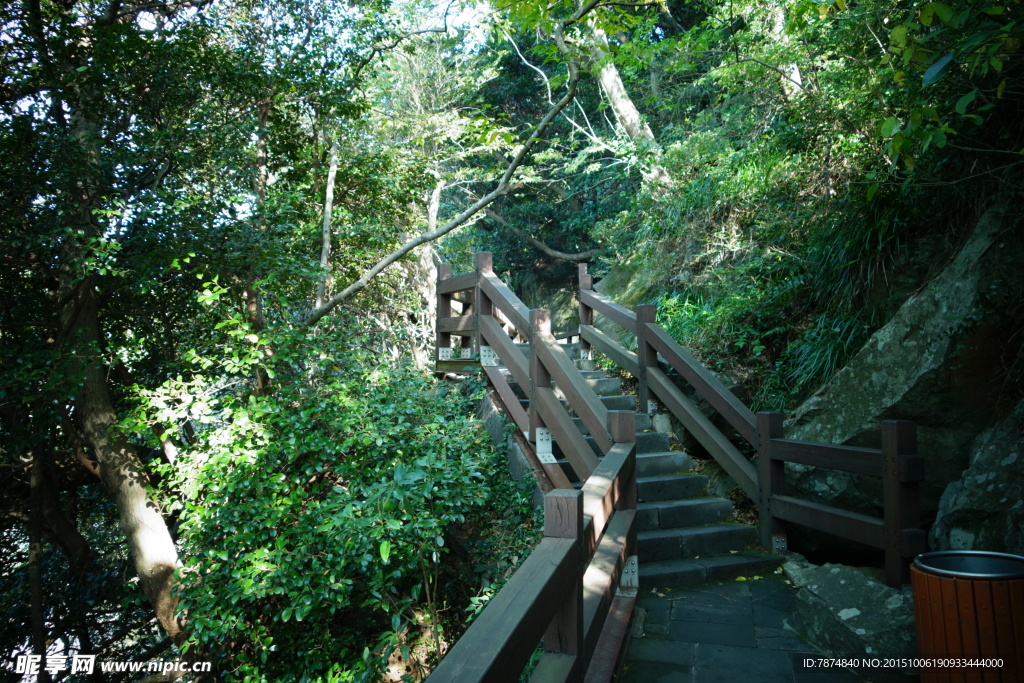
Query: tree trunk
[[30, 451, 51, 683], [586, 24, 673, 189], [315, 136, 340, 310], [59, 276, 184, 645]]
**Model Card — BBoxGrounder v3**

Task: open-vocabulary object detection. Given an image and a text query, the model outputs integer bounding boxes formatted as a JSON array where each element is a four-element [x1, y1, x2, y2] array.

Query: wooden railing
[[430, 253, 639, 682], [576, 264, 925, 587]]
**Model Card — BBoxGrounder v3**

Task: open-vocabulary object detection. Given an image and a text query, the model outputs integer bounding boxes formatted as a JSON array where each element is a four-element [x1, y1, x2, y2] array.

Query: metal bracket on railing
[[616, 555, 639, 597], [647, 399, 659, 415], [772, 535, 788, 553], [535, 428, 556, 465], [580, 348, 593, 361], [480, 346, 498, 367], [461, 346, 473, 359], [438, 348, 452, 360]]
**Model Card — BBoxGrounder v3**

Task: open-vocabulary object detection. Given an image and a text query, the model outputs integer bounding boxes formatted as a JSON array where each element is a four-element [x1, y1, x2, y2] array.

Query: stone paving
[[620, 575, 867, 683]]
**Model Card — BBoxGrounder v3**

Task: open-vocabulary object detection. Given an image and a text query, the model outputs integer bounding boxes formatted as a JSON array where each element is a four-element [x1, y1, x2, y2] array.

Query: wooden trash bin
[[911, 551, 1024, 683]]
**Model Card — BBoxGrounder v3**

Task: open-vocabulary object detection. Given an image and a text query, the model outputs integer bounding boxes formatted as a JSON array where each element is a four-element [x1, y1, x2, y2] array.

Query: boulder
[[783, 554, 917, 681], [929, 416, 1024, 554], [786, 206, 1016, 518]]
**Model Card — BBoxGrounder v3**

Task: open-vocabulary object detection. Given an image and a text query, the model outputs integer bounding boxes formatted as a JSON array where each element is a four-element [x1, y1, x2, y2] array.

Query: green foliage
[[124, 325, 503, 680]]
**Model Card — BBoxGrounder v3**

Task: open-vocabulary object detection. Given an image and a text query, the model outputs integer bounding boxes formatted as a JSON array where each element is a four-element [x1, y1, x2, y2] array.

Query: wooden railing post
[[436, 263, 453, 377], [635, 304, 657, 414], [578, 264, 593, 361], [474, 252, 493, 357], [757, 412, 787, 554], [609, 411, 637, 512], [530, 309, 553, 446], [543, 489, 583, 672], [882, 420, 923, 587]]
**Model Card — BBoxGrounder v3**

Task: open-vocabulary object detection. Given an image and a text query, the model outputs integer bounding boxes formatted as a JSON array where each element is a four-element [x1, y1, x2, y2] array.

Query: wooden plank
[[529, 653, 577, 683], [438, 271, 478, 294], [582, 442, 635, 561], [479, 315, 529, 388], [437, 316, 476, 334], [757, 412, 786, 553], [580, 289, 636, 335], [535, 331, 611, 454], [580, 325, 639, 376], [581, 510, 636, 667], [543, 490, 583, 663], [644, 323, 757, 447], [483, 365, 529, 435], [1008, 579, 1024, 681], [534, 387, 599, 481], [770, 495, 885, 549], [480, 272, 533, 337], [769, 439, 883, 477], [882, 420, 919, 587], [428, 538, 577, 682], [956, 575, 981, 657], [435, 359, 481, 374], [584, 591, 637, 683], [648, 367, 758, 501]]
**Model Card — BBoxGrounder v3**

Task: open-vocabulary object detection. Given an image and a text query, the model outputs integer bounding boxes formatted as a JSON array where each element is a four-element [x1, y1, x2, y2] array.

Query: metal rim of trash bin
[[913, 550, 1024, 579]]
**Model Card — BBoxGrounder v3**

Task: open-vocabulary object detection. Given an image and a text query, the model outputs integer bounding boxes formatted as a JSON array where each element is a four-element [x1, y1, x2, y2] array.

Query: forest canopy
[[1, 0, 1021, 678]]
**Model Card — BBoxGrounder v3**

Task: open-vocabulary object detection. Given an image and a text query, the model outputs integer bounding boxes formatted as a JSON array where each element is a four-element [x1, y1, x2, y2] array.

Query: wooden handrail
[[572, 266, 923, 588], [433, 256, 640, 680], [759, 413, 924, 586]]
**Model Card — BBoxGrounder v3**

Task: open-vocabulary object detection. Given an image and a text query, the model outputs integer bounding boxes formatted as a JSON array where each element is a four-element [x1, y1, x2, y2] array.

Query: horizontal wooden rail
[[437, 316, 476, 334], [582, 441, 636, 560], [768, 439, 884, 477], [580, 325, 639, 376], [644, 324, 757, 447], [429, 523, 578, 681], [437, 271, 478, 294], [580, 289, 636, 335], [534, 387, 600, 481], [648, 367, 758, 501], [573, 270, 924, 588], [479, 314, 529, 388], [770, 495, 885, 549], [535, 331, 612, 455], [480, 272, 533, 337]]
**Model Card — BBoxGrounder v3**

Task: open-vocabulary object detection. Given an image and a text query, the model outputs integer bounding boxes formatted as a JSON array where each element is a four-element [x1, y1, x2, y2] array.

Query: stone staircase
[[502, 343, 779, 589]]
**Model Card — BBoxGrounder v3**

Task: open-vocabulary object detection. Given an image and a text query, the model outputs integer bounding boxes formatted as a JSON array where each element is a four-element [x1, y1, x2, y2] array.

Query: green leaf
[[879, 117, 900, 137], [379, 539, 391, 563], [955, 89, 977, 115], [922, 53, 954, 87]]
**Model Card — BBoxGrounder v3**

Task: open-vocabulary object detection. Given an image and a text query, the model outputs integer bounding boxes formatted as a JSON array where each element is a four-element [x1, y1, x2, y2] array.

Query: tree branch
[[484, 209, 599, 262], [303, 15, 587, 327]]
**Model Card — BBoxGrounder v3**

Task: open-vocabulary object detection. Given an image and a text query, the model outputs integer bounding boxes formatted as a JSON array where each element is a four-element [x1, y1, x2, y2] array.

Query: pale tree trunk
[[316, 136, 340, 310], [771, 5, 804, 100], [587, 24, 673, 189], [396, 178, 443, 369], [59, 275, 184, 645]]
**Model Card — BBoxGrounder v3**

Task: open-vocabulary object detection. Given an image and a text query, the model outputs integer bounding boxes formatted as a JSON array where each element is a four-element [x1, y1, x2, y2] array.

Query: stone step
[[637, 498, 733, 531], [553, 431, 672, 461], [518, 393, 635, 413], [638, 524, 759, 562], [636, 452, 692, 477], [637, 474, 707, 502], [507, 376, 621, 400], [638, 553, 781, 589], [572, 413, 652, 435]]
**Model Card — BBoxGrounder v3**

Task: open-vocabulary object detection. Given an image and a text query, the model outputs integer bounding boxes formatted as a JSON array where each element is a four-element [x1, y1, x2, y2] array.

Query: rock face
[[929, 416, 1024, 555], [783, 555, 917, 682], [786, 206, 1018, 518]]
